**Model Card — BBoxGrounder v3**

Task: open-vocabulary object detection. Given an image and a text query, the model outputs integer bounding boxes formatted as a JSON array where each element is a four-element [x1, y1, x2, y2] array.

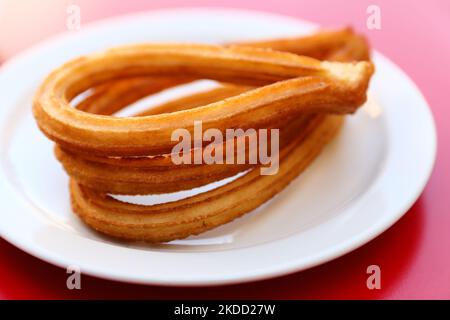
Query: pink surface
[[0, 0, 449, 299]]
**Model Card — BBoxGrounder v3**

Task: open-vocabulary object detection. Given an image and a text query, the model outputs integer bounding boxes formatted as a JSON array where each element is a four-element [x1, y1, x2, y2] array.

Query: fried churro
[[33, 28, 374, 242]]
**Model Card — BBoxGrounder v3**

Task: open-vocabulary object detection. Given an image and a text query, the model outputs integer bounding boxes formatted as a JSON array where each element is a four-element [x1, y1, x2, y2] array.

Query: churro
[[33, 28, 374, 242]]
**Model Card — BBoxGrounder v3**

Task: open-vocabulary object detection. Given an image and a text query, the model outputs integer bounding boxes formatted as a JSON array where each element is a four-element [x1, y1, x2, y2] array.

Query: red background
[[0, 0, 449, 299]]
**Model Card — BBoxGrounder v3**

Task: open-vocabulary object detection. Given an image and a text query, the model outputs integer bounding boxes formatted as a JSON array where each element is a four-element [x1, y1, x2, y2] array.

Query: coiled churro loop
[[33, 28, 374, 242]]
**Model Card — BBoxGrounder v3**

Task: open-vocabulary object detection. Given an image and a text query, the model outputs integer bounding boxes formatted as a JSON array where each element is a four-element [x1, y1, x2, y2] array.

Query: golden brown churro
[[33, 28, 374, 242]]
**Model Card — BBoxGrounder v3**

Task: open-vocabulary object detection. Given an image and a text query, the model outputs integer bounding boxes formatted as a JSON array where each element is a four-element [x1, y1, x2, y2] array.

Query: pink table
[[1, 0, 449, 299]]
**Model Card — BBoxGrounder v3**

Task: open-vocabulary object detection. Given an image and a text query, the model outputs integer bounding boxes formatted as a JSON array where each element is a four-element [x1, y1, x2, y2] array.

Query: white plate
[[0, 8, 436, 286]]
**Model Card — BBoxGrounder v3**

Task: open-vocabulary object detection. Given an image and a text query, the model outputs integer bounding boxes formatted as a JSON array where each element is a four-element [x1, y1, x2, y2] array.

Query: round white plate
[[0, 8, 436, 286]]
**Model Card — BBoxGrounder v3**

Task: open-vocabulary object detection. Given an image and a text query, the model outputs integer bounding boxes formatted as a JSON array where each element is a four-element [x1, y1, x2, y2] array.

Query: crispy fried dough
[[33, 28, 373, 242]]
